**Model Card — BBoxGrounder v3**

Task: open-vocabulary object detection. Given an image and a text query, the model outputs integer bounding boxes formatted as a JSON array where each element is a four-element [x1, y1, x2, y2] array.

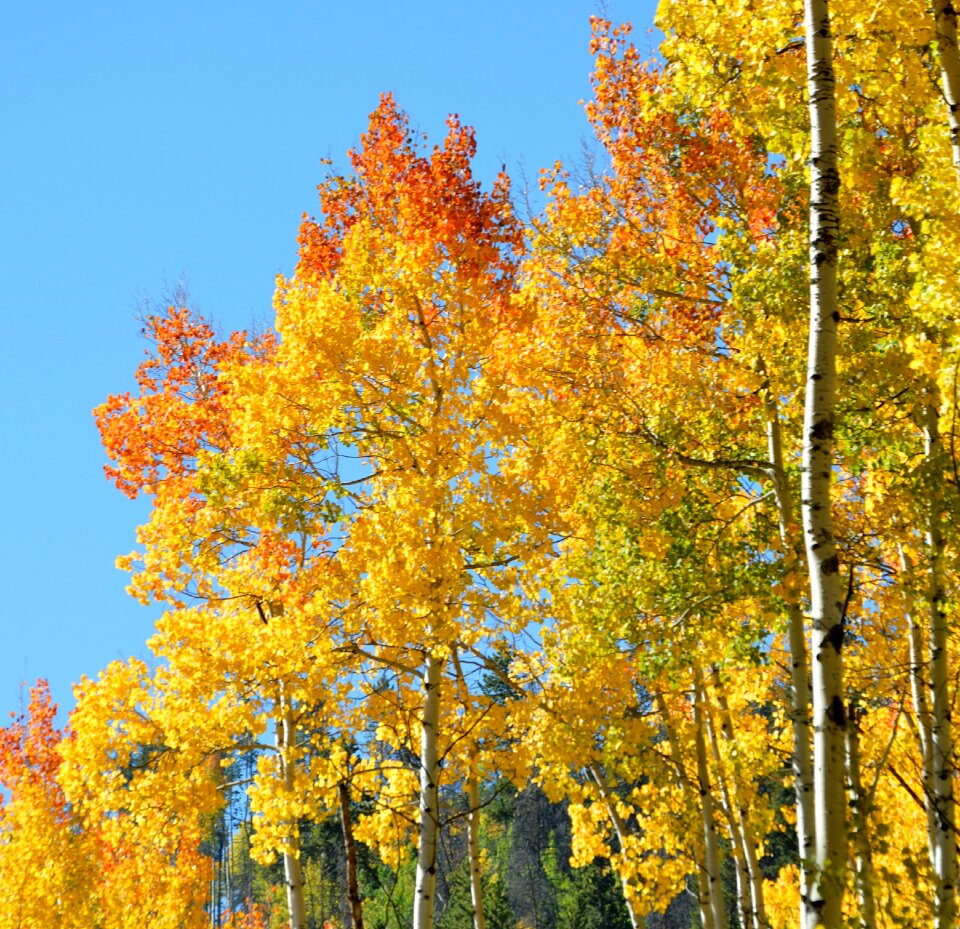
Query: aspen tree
[[692, 668, 729, 929], [763, 380, 817, 927], [467, 760, 487, 929], [801, 2, 847, 925], [925, 7, 960, 921], [275, 690, 307, 929], [588, 763, 643, 929], [654, 690, 720, 929], [707, 667, 768, 929], [413, 652, 443, 929], [231, 95, 538, 929]]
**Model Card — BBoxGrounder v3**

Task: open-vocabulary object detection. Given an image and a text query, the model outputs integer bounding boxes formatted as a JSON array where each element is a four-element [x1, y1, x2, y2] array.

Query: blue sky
[[0, 1, 658, 719]]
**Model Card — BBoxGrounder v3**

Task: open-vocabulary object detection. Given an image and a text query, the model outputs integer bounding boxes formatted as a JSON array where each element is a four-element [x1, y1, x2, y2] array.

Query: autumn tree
[[225, 94, 552, 929]]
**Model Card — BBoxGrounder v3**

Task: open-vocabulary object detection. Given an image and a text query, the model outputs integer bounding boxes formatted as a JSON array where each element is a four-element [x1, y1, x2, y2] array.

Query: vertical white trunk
[[703, 706, 752, 929], [413, 652, 443, 929], [765, 388, 817, 929], [708, 668, 768, 929], [844, 708, 877, 929], [803, 2, 846, 925], [276, 695, 308, 929], [467, 764, 486, 929], [928, 5, 960, 916], [731, 861, 750, 929], [655, 690, 715, 929], [924, 401, 959, 929], [588, 763, 642, 929], [933, 0, 960, 171], [693, 670, 728, 929]]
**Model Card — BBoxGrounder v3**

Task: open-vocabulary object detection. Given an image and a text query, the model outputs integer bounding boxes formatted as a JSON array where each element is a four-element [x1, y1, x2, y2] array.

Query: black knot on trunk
[[824, 619, 844, 653], [811, 418, 833, 442], [826, 694, 846, 726]]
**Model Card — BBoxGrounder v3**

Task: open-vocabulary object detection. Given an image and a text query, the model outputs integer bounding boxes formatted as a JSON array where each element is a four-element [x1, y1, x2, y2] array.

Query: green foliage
[[544, 844, 633, 929]]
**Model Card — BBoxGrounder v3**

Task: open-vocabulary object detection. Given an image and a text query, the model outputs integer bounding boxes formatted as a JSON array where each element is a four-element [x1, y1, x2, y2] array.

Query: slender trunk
[[803, 1, 846, 924], [655, 690, 715, 929], [588, 762, 642, 929], [708, 668, 768, 929], [466, 763, 487, 929], [902, 547, 939, 867], [693, 669, 729, 929], [339, 780, 365, 929], [276, 696, 307, 929], [933, 0, 960, 171], [924, 399, 959, 929], [413, 652, 443, 929], [703, 700, 752, 929], [224, 828, 232, 924], [928, 5, 960, 915], [732, 861, 750, 929], [764, 386, 817, 929], [845, 706, 877, 929]]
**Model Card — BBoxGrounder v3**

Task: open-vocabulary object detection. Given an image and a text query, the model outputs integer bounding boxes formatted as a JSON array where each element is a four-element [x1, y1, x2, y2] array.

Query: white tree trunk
[[467, 764, 486, 929], [276, 696, 308, 929], [802, 1, 846, 925], [693, 670, 728, 929], [708, 668, 767, 929], [703, 705, 752, 929], [764, 389, 817, 929], [927, 5, 960, 916], [589, 763, 642, 929], [924, 401, 959, 929], [413, 652, 443, 929], [655, 691, 715, 929], [933, 0, 960, 171]]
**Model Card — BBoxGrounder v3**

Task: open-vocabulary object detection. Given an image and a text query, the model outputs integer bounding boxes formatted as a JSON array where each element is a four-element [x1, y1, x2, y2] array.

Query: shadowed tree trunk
[[339, 779, 364, 929]]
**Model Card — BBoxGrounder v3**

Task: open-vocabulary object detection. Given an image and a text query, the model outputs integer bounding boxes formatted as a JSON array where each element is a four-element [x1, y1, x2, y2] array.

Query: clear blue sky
[[0, 1, 658, 720]]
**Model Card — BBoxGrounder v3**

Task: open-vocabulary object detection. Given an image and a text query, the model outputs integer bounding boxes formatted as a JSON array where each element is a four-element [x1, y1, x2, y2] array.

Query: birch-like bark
[[276, 696, 308, 929], [803, 2, 846, 925], [703, 702, 752, 929], [933, 0, 960, 171], [708, 668, 768, 929], [413, 652, 443, 929], [588, 763, 642, 929], [928, 4, 960, 917], [466, 764, 486, 929], [339, 780, 365, 929], [924, 401, 959, 929], [654, 691, 715, 929], [845, 707, 877, 929], [693, 670, 728, 929], [764, 386, 816, 929]]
